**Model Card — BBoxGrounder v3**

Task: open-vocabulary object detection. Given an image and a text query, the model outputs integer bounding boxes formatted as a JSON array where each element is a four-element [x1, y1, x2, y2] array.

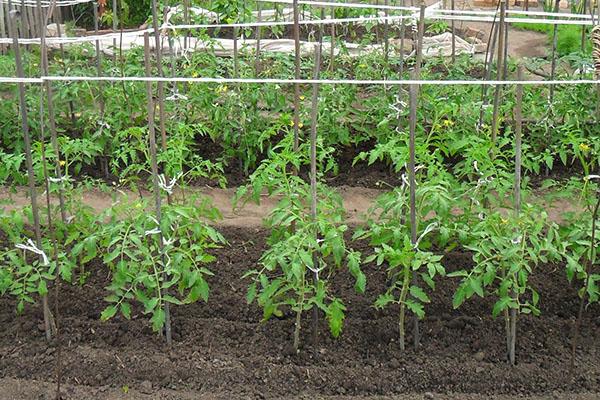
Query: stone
[[46, 23, 67, 37], [474, 351, 486, 362], [464, 26, 485, 40], [139, 381, 153, 395], [390, 38, 414, 53], [424, 392, 435, 400]]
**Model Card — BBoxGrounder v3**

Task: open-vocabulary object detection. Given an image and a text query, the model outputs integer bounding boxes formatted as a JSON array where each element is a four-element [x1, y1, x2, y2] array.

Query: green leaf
[[121, 302, 132, 319], [37, 280, 48, 296], [469, 278, 484, 298], [151, 308, 166, 332], [246, 282, 257, 304], [101, 305, 118, 321], [374, 293, 395, 309], [327, 299, 346, 338], [405, 299, 425, 319], [492, 297, 511, 318], [409, 286, 430, 303]]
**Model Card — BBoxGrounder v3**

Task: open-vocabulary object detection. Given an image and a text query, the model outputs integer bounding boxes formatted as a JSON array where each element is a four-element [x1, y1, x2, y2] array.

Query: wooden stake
[[293, 0, 301, 152], [451, 0, 456, 64], [408, 71, 418, 351], [93, 2, 105, 117], [549, 0, 560, 103], [112, 0, 117, 63], [490, 0, 506, 145], [384, 0, 390, 66], [477, 4, 500, 129], [410, 0, 426, 351], [329, 6, 335, 72], [255, 0, 262, 76], [309, 43, 322, 353], [144, 33, 172, 346], [509, 65, 524, 367], [8, 4, 54, 341], [151, 0, 167, 150]]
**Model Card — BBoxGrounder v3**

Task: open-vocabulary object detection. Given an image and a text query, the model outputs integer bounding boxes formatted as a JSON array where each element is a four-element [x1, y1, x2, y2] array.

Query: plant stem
[[398, 266, 411, 351]]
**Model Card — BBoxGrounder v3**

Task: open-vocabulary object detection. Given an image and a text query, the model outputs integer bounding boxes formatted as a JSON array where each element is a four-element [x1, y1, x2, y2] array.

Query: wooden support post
[[491, 0, 506, 145], [293, 0, 301, 152], [408, 72, 418, 351], [8, 4, 54, 341], [151, 0, 167, 150], [309, 42, 322, 353], [144, 33, 172, 347], [93, 2, 105, 117], [510, 65, 524, 367]]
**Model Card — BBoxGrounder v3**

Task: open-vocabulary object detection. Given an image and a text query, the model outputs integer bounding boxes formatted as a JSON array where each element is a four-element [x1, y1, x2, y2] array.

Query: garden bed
[[1, 226, 599, 399]]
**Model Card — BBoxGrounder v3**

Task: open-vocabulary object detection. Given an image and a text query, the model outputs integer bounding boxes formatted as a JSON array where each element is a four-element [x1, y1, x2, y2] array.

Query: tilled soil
[[1, 227, 600, 399]]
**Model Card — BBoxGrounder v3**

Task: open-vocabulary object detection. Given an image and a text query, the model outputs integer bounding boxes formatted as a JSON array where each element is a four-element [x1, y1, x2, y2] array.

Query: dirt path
[[0, 185, 580, 227]]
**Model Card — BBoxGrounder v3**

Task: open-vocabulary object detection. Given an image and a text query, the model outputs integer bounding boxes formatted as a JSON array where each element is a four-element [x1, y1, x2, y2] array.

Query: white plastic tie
[[16, 239, 49, 266]]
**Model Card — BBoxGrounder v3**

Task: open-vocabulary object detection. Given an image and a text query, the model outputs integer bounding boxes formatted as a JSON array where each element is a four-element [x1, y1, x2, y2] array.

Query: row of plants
[[1, 100, 598, 364], [0, 48, 598, 190]]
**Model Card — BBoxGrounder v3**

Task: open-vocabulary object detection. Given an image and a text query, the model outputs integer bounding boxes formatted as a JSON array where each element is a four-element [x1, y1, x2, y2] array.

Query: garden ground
[[1, 226, 600, 399]]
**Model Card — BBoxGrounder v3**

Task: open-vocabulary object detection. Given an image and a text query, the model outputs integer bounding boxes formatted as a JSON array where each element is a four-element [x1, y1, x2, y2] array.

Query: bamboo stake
[[309, 42, 322, 353], [490, 0, 506, 145], [8, 4, 54, 341], [398, 0, 406, 79], [37, 2, 64, 395], [255, 0, 262, 76], [451, 0, 455, 64], [384, 0, 390, 66], [0, 1, 6, 53], [415, 0, 425, 79], [38, 0, 66, 223], [549, 0, 560, 102], [408, 71, 418, 351], [183, 0, 189, 50], [329, 5, 335, 72], [112, 0, 117, 63], [144, 33, 172, 346], [477, 4, 500, 130], [151, 0, 167, 150], [53, 6, 75, 124], [410, 0, 426, 351], [581, 0, 587, 52], [510, 65, 524, 367], [93, 2, 105, 117], [293, 0, 301, 151]]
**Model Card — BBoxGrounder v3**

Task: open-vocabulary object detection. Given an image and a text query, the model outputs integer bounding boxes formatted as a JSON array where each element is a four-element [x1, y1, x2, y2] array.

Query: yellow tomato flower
[[299, 95, 305, 101], [59, 160, 66, 167], [443, 119, 454, 127], [579, 143, 590, 152]]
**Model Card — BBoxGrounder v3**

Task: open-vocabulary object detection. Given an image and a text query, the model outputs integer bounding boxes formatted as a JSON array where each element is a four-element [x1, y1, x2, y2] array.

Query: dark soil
[[1, 227, 600, 399]]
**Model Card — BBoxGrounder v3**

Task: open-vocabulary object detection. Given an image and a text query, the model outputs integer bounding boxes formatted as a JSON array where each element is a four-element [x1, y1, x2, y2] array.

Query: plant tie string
[[414, 222, 438, 250], [16, 239, 49, 266], [158, 172, 183, 195]]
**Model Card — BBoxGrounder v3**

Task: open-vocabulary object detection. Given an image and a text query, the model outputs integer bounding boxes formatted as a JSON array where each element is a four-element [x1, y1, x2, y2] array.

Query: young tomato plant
[[238, 136, 363, 354], [354, 168, 452, 350], [451, 203, 561, 364], [561, 176, 600, 369], [99, 194, 225, 334]]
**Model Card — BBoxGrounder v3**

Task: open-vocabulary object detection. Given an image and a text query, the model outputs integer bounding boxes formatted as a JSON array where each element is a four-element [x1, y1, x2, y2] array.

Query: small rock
[[139, 380, 153, 394], [475, 366, 485, 373], [447, 318, 466, 330], [389, 358, 401, 369], [424, 392, 435, 400], [474, 351, 485, 362]]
